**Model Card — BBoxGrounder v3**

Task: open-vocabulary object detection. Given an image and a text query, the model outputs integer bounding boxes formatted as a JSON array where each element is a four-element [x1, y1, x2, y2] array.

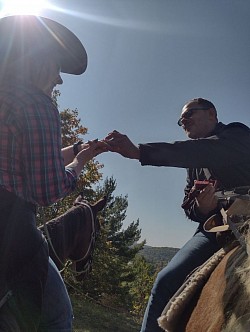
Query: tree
[[38, 97, 153, 316], [77, 177, 149, 313]]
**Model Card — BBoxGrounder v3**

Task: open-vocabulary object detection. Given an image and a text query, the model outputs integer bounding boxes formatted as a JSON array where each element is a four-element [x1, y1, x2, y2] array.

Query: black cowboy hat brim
[[0, 15, 87, 75]]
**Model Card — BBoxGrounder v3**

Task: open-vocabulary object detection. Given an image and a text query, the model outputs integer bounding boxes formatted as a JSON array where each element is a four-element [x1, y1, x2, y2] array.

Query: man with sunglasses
[[105, 97, 250, 332]]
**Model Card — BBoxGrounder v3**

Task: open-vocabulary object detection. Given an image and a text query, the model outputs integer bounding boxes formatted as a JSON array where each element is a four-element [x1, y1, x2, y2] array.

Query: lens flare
[[0, 0, 49, 17]]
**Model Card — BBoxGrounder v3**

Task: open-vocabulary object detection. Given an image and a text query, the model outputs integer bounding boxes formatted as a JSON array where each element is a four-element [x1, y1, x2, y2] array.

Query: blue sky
[[2, 0, 249, 247]]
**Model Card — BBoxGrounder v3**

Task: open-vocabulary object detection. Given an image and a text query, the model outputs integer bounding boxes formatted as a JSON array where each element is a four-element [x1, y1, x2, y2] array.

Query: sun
[[0, 0, 49, 17]]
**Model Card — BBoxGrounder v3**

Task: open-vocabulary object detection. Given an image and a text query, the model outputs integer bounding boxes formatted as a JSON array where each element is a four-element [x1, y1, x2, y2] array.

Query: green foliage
[[77, 177, 149, 313], [139, 246, 179, 270], [128, 255, 156, 316], [71, 293, 141, 331]]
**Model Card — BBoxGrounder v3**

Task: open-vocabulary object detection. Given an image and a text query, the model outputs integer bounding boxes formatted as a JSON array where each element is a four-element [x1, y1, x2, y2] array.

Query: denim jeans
[[140, 228, 221, 332], [39, 258, 73, 332]]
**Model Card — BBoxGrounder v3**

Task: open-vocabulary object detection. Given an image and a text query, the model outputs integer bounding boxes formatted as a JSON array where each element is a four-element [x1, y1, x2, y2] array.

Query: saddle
[[204, 188, 250, 249], [158, 247, 230, 332], [158, 187, 250, 332]]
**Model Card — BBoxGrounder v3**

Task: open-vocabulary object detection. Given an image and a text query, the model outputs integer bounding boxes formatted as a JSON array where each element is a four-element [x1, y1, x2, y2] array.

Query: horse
[[40, 194, 107, 279], [158, 188, 250, 332], [181, 242, 250, 332]]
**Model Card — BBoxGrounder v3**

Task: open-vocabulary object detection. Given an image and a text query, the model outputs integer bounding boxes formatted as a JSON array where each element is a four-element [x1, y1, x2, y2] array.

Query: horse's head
[[70, 194, 107, 279], [43, 194, 107, 279]]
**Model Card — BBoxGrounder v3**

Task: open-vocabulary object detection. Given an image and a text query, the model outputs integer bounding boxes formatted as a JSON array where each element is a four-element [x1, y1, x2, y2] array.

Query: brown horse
[[158, 190, 250, 332], [183, 243, 250, 332], [40, 194, 107, 279], [158, 240, 250, 332]]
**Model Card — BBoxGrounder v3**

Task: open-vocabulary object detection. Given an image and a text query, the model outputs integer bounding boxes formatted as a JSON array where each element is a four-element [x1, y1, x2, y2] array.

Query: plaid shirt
[[0, 83, 77, 206]]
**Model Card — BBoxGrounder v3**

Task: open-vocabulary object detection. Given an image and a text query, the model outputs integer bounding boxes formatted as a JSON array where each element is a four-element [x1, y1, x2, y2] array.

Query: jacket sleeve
[[138, 123, 250, 169]]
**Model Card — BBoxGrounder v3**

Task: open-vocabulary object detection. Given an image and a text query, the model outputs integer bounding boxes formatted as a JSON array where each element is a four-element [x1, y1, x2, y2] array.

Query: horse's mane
[[41, 205, 87, 263], [222, 231, 250, 332], [158, 247, 229, 332]]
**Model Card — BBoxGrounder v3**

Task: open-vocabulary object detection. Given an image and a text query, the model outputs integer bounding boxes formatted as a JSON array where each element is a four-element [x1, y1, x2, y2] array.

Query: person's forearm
[[62, 143, 86, 166], [62, 145, 75, 166], [65, 139, 107, 177]]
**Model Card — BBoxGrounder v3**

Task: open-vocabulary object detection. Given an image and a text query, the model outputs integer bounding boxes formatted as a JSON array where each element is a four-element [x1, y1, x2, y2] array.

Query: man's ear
[[208, 108, 217, 121]]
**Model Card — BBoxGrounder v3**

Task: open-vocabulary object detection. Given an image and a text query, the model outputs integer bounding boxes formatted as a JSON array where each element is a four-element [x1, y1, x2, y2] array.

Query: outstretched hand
[[104, 130, 140, 160], [66, 138, 108, 178], [78, 139, 108, 163]]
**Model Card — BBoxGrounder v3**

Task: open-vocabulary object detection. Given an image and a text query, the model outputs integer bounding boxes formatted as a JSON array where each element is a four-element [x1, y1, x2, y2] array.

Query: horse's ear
[[74, 194, 84, 205], [74, 192, 90, 206], [93, 196, 107, 212]]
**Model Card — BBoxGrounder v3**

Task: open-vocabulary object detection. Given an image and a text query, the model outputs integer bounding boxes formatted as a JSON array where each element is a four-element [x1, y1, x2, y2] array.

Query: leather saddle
[[204, 189, 250, 233]]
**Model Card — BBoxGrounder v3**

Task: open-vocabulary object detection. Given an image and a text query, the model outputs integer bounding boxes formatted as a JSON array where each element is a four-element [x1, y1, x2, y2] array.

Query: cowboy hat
[[0, 15, 87, 75]]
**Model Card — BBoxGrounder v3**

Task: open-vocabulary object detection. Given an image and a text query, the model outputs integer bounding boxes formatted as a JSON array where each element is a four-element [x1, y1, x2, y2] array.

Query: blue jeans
[[39, 258, 73, 332], [140, 228, 221, 332]]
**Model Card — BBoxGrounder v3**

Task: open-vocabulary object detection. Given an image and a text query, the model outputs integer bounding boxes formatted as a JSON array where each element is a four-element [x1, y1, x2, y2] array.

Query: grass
[[71, 293, 141, 332]]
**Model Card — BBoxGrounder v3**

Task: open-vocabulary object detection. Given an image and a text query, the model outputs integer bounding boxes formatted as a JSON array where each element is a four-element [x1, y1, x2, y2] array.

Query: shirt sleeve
[[21, 99, 78, 206]]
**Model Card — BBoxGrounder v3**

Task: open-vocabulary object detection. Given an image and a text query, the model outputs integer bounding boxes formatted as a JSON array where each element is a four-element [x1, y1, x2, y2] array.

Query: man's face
[[179, 102, 216, 139], [42, 62, 63, 97], [34, 60, 63, 97]]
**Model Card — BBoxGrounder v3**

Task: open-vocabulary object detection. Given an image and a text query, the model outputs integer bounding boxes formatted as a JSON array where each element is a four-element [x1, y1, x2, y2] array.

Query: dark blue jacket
[[139, 122, 250, 223]]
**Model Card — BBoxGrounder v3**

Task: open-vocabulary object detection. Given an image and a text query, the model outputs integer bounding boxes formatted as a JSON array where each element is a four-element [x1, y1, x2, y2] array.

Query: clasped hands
[[78, 130, 140, 161]]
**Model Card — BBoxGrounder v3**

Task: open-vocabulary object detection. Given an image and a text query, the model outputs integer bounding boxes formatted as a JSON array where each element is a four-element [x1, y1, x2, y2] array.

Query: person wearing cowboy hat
[[0, 15, 107, 331], [105, 97, 250, 332]]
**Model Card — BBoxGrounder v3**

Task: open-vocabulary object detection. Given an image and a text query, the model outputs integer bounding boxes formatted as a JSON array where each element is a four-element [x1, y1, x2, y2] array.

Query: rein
[[0, 290, 12, 310], [71, 201, 98, 277], [71, 201, 96, 264], [41, 200, 97, 276]]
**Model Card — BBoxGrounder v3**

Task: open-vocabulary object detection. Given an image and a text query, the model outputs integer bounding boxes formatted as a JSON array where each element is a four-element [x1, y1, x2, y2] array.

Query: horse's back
[[183, 248, 237, 332]]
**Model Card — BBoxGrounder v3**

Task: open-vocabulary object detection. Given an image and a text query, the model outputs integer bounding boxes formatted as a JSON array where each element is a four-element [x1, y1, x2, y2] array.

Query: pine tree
[[37, 96, 154, 316], [78, 177, 150, 313]]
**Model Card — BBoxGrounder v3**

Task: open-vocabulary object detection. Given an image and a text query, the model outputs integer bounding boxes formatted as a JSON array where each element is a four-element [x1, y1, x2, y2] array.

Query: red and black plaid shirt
[[0, 83, 77, 206]]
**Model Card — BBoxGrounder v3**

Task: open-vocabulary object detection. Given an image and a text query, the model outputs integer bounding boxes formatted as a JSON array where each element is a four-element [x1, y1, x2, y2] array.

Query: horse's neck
[[62, 206, 87, 245]]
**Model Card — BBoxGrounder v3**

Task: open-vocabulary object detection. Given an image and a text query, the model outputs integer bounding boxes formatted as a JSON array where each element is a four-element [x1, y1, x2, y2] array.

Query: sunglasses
[[177, 107, 210, 126]]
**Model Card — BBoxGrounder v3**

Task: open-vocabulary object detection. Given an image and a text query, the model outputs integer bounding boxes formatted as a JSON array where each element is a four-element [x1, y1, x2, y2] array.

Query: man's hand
[[104, 130, 140, 160], [77, 139, 108, 163], [67, 139, 108, 177], [195, 184, 218, 215]]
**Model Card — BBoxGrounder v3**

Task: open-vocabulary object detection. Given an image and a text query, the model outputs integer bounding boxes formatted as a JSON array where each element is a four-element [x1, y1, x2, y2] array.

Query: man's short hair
[[185, 98, 217, 117]]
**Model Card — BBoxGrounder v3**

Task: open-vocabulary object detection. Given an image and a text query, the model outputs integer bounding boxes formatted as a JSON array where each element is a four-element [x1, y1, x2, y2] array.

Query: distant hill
[[139, 245, 179, 268]]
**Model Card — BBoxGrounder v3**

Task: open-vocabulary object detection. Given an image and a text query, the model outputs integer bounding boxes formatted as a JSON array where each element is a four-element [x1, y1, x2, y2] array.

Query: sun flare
[[0, 0, 49, 17]]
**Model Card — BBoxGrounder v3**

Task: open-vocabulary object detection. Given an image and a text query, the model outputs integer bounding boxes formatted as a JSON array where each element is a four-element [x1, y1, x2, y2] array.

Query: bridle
[[71, 200, 99, 277], [0, 290, 12, 310]]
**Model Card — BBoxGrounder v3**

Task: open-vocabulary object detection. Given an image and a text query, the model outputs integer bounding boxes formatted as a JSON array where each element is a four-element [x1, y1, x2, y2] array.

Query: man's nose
[[180, 117, 189, 126], [56, 75, 63, 85]]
